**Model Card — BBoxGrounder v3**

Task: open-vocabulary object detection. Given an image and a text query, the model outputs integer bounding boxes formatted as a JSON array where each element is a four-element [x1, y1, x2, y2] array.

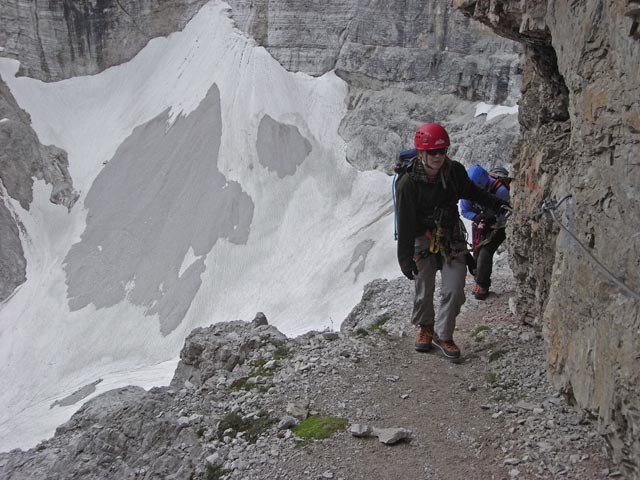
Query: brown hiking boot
[[472, 283, 489, 300], [415, 326, 433, 352], [432, 338, 461, 359]]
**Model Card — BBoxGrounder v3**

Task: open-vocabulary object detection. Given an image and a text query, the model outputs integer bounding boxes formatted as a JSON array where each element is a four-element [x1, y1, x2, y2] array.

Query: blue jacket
[[460, 165, 510, 224]]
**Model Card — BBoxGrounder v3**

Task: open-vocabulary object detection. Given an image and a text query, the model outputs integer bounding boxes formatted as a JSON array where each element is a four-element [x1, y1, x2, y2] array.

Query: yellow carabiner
[[429, 226, 442, 254]]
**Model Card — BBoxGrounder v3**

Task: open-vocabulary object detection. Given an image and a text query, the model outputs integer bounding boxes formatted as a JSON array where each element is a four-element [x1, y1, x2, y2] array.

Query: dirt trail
[[267, 273, 613, 480]]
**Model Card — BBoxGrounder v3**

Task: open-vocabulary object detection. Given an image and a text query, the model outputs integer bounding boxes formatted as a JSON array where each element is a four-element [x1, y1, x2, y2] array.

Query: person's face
[[421, 148, 447, 170]]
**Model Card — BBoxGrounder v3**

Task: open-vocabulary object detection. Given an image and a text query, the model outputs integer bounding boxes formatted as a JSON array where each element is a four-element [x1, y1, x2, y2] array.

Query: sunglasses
[[426, 148, 448, 156]]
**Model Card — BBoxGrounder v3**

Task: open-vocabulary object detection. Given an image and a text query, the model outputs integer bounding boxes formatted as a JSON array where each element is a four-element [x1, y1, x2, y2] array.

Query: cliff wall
[[226, 0, 521, 172], [0, 0, 520, 303], [0, 0, 208, 81], [455, 0, 640, 475]]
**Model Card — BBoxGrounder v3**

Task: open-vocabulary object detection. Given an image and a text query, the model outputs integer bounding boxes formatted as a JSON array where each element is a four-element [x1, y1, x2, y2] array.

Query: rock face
[[0, 0, 209, 301], [226, 0, 522, 172], [0, 291, 614, 479], [455, 0, 640, 475], [0, 0, 209, 81], [0, 0, 521, 302], [0, 78, 78, 301]]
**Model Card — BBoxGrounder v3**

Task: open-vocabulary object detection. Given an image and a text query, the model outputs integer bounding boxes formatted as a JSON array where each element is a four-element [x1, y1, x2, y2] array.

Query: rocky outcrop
[[0, 78, 78, 302], [0, 198, 25, 302], [0, 0, 209, 81], [0, 285, 614, 479], [454, 1, 640, 475], [225, 0, 522, 172]]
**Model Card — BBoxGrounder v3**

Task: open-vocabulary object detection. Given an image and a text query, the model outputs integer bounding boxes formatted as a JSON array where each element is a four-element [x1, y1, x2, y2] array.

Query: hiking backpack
[[392, 148, 418, 240]]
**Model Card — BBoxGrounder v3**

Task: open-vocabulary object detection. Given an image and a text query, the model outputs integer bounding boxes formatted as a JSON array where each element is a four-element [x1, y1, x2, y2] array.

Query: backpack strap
[[488, 176, 504, 194]]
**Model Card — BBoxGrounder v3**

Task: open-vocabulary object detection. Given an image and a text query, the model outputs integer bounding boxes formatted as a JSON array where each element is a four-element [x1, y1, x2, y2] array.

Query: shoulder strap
[[489, 178, 504, 194]]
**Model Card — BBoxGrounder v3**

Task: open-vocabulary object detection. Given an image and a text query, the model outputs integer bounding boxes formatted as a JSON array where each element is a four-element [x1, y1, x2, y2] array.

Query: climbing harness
[[414, 212, 471, 266]]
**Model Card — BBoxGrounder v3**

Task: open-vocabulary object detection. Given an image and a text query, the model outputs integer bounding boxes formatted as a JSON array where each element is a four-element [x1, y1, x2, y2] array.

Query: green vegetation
[[486, 371, 498, 385], [195, 426, 206, 438], [368, 314, 391, 332], [217, 412, 275, 444], [205, 464, 228, 480], [353, 315, 393, 338], [489, 350, 506, 362], [229, 356, 280, 392], [354, 327, 369, 337], [292, 416, 348, 446], [471, 325, 491, 340], [272, 344, 293, 360]]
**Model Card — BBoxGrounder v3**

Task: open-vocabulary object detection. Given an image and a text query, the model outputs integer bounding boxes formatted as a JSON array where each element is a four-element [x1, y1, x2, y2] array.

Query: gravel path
[[240, 266, 616, 479]]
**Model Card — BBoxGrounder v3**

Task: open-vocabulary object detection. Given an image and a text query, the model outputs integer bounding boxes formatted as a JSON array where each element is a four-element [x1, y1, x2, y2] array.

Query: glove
[[400, 259, 419, 280], [496, 200, 512, 212], [480, 211, 496, 224]]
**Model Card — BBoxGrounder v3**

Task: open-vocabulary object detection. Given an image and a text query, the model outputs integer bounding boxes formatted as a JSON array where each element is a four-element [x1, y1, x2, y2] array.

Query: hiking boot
[[472, 283, 489, 300], [432, 338, 461, 359], [415, 326, 433, 352]]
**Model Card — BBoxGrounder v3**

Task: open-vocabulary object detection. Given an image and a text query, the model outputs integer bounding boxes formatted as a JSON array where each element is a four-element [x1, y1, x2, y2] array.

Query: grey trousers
[[410, 236, 467, 341]]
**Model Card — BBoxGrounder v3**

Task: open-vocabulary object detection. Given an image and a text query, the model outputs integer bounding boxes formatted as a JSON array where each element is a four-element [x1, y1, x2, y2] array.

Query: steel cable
[[505, 195, 640, 302]]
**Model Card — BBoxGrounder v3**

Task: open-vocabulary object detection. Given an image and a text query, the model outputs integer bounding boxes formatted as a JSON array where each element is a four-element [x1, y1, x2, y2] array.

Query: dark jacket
[[395, 157, 506, 267]]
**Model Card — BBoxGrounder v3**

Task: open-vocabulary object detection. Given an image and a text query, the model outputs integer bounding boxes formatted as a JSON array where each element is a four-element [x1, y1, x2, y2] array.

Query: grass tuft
[[293, 416, 348, 446], [471, 325, 491, 340], [217, 412, 275, 443], [486, 371, 498, 385], [368, 314, 391, 332], [489, 350, 506, 362], [205, 464, 229, 480], [354, 328, 369, 337]]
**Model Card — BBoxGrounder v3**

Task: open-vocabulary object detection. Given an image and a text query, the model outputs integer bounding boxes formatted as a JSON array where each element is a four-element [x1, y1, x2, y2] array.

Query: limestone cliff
[[0, 78, 78, 301], [226, 0, 521, 172], [0, 0, 210, 302], [0, 0, 521, 303], [454, 0, 640, 475], [0, 0, 209, 81]]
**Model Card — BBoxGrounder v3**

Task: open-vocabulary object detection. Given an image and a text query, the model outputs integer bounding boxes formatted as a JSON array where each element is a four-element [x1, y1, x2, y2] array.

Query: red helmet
[[414, 123, 450, 151]]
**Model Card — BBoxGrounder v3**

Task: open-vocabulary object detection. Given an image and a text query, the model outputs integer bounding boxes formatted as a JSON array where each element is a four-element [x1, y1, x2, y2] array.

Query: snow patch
[[475, 102, 518, 121]]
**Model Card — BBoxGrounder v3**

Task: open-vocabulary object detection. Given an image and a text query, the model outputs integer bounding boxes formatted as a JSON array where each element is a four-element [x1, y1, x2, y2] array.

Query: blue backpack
[[392, 148, 418, 240]]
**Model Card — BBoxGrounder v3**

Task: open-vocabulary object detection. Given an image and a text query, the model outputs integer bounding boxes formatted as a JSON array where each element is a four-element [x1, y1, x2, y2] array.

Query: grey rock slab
[[372, 427, 412, 445], [349, 424, 373, 438], [277, 416, 298, 430]]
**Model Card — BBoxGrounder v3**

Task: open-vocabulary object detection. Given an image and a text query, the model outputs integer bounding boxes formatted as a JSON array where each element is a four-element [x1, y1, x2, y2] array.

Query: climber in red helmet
[[395, 123, 510, 359]]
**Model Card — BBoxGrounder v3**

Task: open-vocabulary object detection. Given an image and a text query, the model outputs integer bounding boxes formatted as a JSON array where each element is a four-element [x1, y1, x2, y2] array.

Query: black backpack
[[392, 148, 418, 240]]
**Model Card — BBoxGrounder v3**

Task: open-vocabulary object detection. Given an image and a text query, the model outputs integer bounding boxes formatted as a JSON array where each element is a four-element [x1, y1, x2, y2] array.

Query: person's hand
[[480, 211, 496, 224], [497, 200, 512, 212], [400, 259, 419, 280]]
